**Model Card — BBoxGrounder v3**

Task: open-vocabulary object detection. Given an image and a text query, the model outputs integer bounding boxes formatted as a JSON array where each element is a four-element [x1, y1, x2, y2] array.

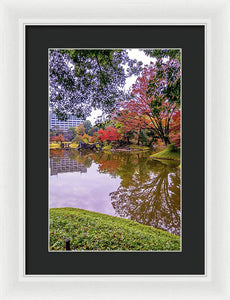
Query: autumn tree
[[96, 127, 121, 143], [122, 58, 181, 146], [114, 109, 150, 144]]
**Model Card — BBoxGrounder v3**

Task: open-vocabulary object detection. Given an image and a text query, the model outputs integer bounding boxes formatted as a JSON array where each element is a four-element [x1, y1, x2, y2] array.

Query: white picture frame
[[0, 0, 230, 299]]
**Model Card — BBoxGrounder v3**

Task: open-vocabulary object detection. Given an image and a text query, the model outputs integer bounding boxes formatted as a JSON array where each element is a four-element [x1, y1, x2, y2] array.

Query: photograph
[[48, 48, 182, 252]]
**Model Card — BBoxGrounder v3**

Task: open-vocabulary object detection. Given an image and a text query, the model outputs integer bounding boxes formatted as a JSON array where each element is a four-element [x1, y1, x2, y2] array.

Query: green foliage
[[69, 143, 78, 149], [167, 143, 178, 152], [138, 130, 149, 145], [144, 49, 181, 62], [103, 145, 112, 151], [88, 126, 98, 136], [67, 127, 76, 140], [73, 135, 84, 143], [96, 119, 114, 130], [49, 49, 143, 120], [83, 120, 92, 134], [49, 208, 180, 251], [75, 124, 85, 136]]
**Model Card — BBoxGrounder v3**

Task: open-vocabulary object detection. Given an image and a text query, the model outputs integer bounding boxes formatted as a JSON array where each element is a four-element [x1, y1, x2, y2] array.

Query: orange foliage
[[169, 111, 181, 147]]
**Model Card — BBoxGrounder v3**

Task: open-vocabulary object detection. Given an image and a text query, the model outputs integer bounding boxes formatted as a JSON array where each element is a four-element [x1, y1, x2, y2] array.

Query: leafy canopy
[[144, 49, 181, 62], [49, 49, 143, 120]]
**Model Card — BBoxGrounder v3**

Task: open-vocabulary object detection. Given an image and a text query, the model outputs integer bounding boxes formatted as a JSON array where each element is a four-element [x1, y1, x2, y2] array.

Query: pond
[[49, 149, 181, 235]]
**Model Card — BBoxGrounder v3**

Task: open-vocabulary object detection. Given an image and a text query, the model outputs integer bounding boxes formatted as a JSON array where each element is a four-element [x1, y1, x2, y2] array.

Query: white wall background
[[0, 0, 230, 299]]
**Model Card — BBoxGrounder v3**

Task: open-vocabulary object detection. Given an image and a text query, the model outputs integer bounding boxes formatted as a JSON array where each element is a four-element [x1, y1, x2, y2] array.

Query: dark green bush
[[167, 143, 177, 152]]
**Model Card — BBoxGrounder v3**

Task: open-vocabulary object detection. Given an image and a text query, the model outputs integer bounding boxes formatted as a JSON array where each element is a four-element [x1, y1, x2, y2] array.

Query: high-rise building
[[49, 112, 84, 132]]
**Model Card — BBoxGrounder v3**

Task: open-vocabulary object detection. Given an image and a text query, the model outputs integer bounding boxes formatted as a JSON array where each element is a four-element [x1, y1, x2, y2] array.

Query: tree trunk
[[163, 136, 171, 146]]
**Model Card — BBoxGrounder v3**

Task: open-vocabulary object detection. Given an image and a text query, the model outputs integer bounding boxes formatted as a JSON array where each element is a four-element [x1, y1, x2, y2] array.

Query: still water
[[49, 150, 181, 235]]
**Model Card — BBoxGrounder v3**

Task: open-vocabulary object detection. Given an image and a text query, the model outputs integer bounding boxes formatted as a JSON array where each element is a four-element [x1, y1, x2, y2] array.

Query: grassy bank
[[49, 208, 180, 251], [151, 144, 180, 161]]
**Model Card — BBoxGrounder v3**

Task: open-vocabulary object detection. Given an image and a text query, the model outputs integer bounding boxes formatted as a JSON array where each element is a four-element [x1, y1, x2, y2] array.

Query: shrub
[[103, 145, 112, 151], [73, 135, 84, 143], [69, 143, 78, 149], [167, 143, 177, 152]]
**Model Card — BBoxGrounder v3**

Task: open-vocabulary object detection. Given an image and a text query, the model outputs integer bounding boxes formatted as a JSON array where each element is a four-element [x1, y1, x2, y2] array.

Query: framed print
[[26, 25, 204, 275], [0, 0, 230, 299]]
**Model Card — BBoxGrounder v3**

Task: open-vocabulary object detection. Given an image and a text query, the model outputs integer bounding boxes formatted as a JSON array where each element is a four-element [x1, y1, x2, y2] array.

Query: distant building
[[49, 112, 84, 132]]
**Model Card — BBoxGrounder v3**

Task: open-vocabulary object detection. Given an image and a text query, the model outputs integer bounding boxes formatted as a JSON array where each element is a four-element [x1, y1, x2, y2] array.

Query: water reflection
[[50, 150, 181, 235], [110, 159, 181, 235], [50, 155, 87, 175]]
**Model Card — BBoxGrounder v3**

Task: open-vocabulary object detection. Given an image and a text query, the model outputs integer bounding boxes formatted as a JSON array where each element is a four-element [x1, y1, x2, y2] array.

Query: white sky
[[87, 49, 156, 125]]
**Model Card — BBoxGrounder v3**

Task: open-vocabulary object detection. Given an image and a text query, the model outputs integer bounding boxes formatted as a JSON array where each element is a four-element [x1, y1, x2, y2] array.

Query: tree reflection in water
[[53, 150, 181, 236], [110, 158, 181, 235]]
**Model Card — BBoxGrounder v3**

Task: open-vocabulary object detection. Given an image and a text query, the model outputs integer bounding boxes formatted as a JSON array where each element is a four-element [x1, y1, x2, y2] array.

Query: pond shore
[[50, 142, 181, 160]]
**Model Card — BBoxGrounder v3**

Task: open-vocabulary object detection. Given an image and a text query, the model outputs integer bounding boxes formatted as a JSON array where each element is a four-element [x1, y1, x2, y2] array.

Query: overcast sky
[[87, 49, 156, 125]]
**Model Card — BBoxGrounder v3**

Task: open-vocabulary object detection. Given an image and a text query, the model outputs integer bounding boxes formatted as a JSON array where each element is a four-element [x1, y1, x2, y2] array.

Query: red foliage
[[114, 110, 150, 136], [96, 127, 121, 142], [169, 111, 181, 147], [117, 60, 181, 145]]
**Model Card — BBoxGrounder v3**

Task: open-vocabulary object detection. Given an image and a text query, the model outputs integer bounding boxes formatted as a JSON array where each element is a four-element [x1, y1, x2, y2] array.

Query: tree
[[88, 126, 99, 136], [114, 109, 150, 144], [67, 127, 76, 141], [75, 124, 85, 136], [138, 130, 149, 145], [83, 120, 92, 134], [96, 127, 121, 142], [122, 58, 181, 145], [49, 49, 143, 120]]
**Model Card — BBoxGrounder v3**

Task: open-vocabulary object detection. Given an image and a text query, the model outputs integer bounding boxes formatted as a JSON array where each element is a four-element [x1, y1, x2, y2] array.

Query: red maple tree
[[96, 127, 121, 142], [120, 59, 181, 145]]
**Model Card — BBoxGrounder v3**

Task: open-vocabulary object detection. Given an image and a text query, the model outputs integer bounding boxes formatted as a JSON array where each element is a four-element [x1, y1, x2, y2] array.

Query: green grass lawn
[[151, 144, 180, 161], [49, 208, 181, 251]]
